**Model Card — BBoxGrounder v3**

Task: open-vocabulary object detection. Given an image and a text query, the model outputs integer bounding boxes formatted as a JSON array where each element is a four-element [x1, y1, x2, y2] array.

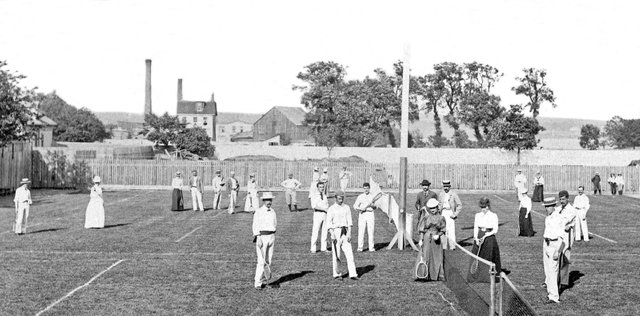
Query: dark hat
[[420, 179, 431, 186], [442, 180, 451, 187], [362, 182, 370, 188], [335, 191, 346, 197], [558, 190, 569, 198], [543, 197, 557, 207]]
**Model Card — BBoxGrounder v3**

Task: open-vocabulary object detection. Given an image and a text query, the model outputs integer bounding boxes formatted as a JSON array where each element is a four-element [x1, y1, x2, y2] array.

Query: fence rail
[[28, 157, 640, 194]]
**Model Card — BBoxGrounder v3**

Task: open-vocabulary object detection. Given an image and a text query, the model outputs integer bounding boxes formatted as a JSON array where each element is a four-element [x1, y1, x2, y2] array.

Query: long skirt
[[85, 198, 105, 229], [518, 207, 534, 237], [532, 185, 544, 202], [171, 189, 184, 211], [467, 232, 501, 283], [416, 234, 445, 281]]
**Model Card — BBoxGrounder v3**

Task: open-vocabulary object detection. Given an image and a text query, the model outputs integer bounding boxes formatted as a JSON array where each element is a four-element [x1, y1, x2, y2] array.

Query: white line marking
[[530, 210, 617, 243], [438, 292, 457, 314], [35, 259, 125, 316], [175, 226, 202, 243], [493, 195, 510, 203]]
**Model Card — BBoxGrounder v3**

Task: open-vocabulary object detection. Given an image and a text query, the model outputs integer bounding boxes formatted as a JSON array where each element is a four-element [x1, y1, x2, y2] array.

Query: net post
[[498, 272, 503, 316], [490, 266, 496, 316]]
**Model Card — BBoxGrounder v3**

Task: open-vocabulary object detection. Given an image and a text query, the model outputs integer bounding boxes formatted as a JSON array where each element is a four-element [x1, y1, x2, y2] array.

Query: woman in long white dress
[[85, 176, 105, 229]]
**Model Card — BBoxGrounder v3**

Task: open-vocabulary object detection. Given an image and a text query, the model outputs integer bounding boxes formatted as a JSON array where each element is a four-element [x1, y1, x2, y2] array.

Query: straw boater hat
[[261, 192, 275, 200], [519, 187, 528, 194], [442, 180, 451, 187], [314, 167, 319, 171], [323, 167, 328, 172], [249, 173, 255, 178], [175, 171, 181, 175], [420, 179, 431, 186], [426, 198, 439, 209], [92, 176, 101, 183], [543, 197, 557, 207], [19, 178, 30, 185]]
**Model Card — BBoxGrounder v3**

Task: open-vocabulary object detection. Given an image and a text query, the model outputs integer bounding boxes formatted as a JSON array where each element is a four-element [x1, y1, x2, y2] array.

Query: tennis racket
[[256, 241, 271, 282], [415, 243, 428, 279], [470, 238, 485, 274]]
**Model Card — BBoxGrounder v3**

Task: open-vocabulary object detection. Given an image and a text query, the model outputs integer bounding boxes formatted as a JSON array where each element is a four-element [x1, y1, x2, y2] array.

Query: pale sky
[[1, 0, 639, 120]]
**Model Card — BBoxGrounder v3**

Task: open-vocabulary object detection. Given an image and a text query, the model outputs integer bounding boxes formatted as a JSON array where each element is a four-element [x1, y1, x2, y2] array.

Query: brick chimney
[[144, 59, 152, 115], [177, 78, 183, 102], [210, 92, 215, 102]]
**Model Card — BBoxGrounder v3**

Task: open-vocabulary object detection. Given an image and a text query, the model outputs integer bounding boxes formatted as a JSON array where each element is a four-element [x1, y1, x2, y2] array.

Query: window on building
[[203, 117, 208, 126], [240, 126, 244, 132], [181, 117, 187, 124], [196, 102, 204, 112], [193, 117, 198, 123], [220, 126, 225, 133]]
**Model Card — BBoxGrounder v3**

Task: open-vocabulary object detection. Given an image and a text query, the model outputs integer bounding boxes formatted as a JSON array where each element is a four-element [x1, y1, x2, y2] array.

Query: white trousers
[[244, 194, 258, 213], [213, 191, 223, 209], [228, 191, 237, 213], [190, 188, 204, 211], [14, 203, 29, 234], [255, 234, 275, 287], [575, 210, 589, 241], [339, 179, 349, 192], [357, 212, 375, 251], [332, 234, 357, 278], [441, 209, 457, 250], [310, 211, 328, 252], [543, 240, 561, 302]]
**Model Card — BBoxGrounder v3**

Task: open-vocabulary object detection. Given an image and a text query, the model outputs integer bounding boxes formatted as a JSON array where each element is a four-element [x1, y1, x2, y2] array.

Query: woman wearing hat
[[532, 171, 545, 202], [416, 198, 446, 281], [13, 178, 32, 235], [518, 188, 534, 237], [85, 176, 105, 229], [171, 171, 184, 211], [467, 197, 501, 283]]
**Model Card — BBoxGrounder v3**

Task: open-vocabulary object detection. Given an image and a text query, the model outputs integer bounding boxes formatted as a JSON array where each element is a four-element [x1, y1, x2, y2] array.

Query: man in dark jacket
[[591, 172, 601, 195]]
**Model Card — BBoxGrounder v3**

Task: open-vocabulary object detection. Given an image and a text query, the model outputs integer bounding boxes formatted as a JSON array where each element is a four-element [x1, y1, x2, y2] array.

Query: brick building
[[175, 79, 218, 141]]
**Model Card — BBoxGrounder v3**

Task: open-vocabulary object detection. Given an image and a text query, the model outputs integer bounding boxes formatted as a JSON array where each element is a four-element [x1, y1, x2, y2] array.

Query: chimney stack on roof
[[177, 78, 183, 102], [144, 59, 152, 115], [210, 92, 215, 102]]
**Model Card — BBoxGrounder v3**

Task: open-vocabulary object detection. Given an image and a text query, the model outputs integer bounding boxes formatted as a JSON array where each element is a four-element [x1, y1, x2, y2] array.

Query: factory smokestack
[[177, 78, 183, 102], [144, 59, 152, 115]]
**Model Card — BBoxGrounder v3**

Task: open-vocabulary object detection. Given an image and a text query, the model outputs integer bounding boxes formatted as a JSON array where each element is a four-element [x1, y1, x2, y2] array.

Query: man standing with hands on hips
[[310, 182, 330, 253], [327, 191, 358, 280], [252, 192, 277, 290], [353, 182, 377, 252]]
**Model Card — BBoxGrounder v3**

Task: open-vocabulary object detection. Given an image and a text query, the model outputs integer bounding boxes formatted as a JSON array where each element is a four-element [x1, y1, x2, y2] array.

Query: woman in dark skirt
[[532, 171, 544, 202], [518, 188, 534, 236], [467, 197, 501, 283], [416, 198, 446, 281], [171, 171, 184, 211]]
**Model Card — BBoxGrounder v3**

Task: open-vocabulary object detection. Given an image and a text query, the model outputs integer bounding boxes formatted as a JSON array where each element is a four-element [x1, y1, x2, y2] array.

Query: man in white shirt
[[353, 182, 377, 252], [573, 186, 590, 242], [244, 174, 259, 213], [615, 173, 625, 195], [308, 167, 320, 202], [190, 170, 204, 212], [13, 178, 32, 235], [339, 167, 353, 193], [542, 197, 565, 304], [514, 169, 527, 201], [557, 190, 577, 288], [310, 182, 330, 253], [227, 171, 240, 214], [327, 191, 358, 280], [281, 173, 301, 212], [319, 168, 329, 195], [252, 192, 277, 289], [212, 170, 226, 210]]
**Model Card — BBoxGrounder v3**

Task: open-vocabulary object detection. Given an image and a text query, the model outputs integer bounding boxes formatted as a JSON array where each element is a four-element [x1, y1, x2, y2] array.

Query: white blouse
[[474, 210, 499, 238]]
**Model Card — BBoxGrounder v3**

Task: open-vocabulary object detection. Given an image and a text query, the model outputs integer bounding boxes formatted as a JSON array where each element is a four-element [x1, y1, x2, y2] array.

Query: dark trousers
[[593, 183, 601, 195]]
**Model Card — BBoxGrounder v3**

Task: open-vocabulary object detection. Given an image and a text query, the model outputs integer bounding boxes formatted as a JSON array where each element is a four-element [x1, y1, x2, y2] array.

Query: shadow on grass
[[270, 270, 314, 286], [102, 223, 131, 229], [560, 271, 585, 294], [29, 227, 67, 234], [355, 265, 375, 277], [374, 242, 389, 250]]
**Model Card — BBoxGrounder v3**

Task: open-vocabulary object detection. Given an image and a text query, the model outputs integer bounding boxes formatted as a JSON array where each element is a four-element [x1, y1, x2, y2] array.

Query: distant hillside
[[410, 115, 607, 150]]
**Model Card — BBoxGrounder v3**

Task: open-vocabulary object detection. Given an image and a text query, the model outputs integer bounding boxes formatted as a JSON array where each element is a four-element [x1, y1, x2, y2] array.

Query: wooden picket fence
[[0, 142, 33, 194], [27, 158, 640, 194]]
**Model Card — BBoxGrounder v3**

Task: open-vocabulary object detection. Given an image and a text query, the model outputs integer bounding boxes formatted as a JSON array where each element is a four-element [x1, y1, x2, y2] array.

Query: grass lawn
[[0, 189, 638, 315]]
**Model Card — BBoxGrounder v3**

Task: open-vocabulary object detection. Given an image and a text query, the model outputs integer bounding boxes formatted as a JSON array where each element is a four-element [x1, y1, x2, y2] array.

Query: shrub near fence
[[28, 158, 640, 195]]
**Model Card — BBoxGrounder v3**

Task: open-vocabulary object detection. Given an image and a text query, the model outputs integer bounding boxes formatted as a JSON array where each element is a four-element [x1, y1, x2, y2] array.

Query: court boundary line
[[35, 259, 125, 316], [175, 226, 202, 243], [529, 210, 617, 243], [438, 291, 457, 314]]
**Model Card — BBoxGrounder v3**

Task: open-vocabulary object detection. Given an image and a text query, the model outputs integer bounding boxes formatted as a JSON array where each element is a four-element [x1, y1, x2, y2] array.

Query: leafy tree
[[488, 105, 544, 165], [459, 62, 505, 146], [0, 60, 38, 147], [409, 129, 427, 148], [431, 62, 466, 145], [173, 127, 215, 157], [37, 92, 109, 142], [140, 112, 184, 146], [605, 116, 640, 149], [579, 124, 600, 150], [418, 73, 449, 147], [512, 68, 557, 118]]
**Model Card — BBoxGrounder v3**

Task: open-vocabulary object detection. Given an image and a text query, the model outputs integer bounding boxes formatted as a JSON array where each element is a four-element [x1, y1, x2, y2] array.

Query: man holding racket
[[252, 192, 277, 290], [353, 182, 377, 252], [327, 191, 358, 280]]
